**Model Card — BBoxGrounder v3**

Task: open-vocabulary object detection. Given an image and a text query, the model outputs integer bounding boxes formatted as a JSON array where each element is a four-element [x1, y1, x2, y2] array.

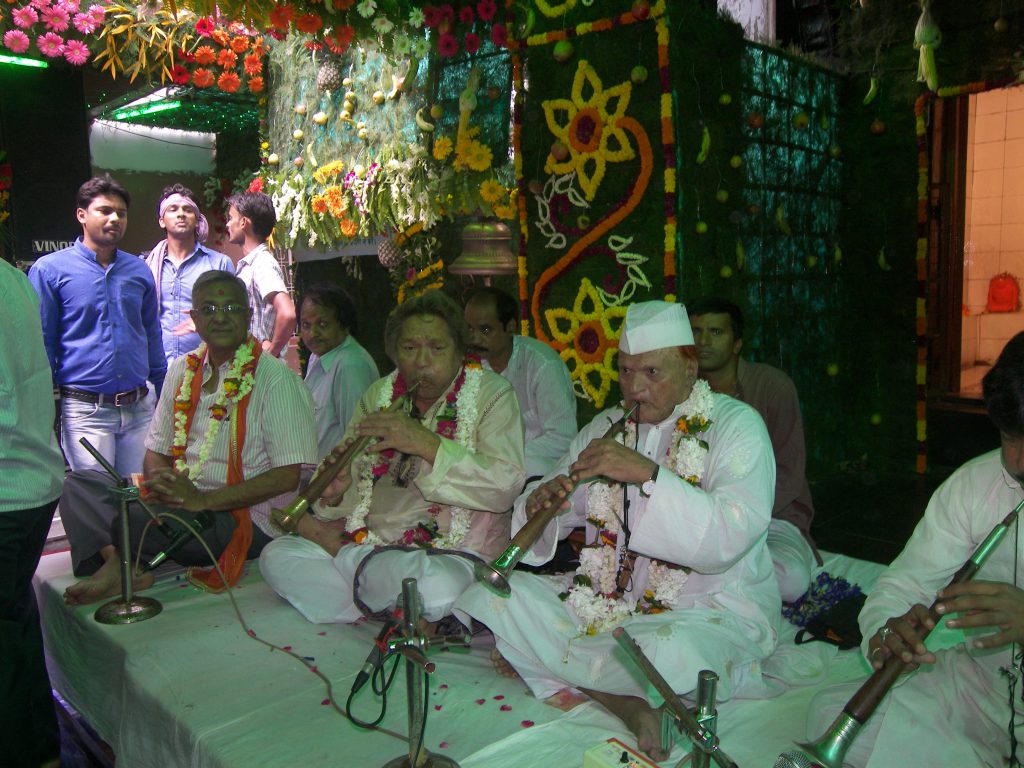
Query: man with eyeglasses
[[28, 175, 166, 476], [464, 287, 576, 479], [142, 183, 234, 362], [60, 271, 317, 605]]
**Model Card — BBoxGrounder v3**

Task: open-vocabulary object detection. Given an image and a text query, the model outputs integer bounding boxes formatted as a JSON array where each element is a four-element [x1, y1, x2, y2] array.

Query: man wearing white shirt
[[225, 192, 296, 357], [464, 287, 576, 479], [457, 301, 779, 762], [299, 283, 379, 459], [60, 271, 317, 604]]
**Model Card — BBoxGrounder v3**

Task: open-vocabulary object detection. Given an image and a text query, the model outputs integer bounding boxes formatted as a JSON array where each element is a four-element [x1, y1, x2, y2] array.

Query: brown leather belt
[[59, 385, 149, 407]]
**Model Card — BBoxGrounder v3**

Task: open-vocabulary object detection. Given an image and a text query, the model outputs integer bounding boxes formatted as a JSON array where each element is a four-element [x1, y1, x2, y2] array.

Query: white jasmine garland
[[566, 379, 715, 634], [172, 342, 257, 484]]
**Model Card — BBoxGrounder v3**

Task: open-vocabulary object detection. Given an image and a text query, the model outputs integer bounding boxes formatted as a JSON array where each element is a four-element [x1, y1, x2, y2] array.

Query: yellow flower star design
[[542, 60, 635, 201], [544, 278, 627, 407]]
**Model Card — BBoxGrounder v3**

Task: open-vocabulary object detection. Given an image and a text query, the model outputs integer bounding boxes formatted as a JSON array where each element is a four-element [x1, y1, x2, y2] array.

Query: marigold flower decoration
[[543, 60, 636, 201], [544, 278, 628, 407]]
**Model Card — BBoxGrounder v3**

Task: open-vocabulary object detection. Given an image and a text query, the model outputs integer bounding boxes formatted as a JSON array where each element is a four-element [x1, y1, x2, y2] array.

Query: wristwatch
[[640, 464, 660, 497]]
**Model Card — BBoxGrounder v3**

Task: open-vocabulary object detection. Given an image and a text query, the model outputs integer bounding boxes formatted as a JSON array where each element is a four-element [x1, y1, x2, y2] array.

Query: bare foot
[[297, 515, 348, 556], [543, 688, 589, 712], [580, 687, 669, 762], [490, 647, 521, 680], [64, 553, 155, 606]]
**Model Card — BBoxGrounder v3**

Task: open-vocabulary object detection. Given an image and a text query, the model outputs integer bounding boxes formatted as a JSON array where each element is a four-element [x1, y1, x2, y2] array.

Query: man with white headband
[[456, 300, 781, 762], [144, 184, 234, 362]]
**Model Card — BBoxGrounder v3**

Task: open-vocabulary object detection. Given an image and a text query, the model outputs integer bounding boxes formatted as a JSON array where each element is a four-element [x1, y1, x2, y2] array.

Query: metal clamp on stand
[[78, 438, 162, 625], [612, 627, 738, 768], [383, 578, 470, 768]]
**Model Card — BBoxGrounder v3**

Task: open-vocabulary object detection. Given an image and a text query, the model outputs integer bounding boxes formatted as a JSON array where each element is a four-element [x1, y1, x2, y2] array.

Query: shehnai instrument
[[270, 381, 420, 533], [792, 497, 1024, 768], [474, 402, 639, 597]]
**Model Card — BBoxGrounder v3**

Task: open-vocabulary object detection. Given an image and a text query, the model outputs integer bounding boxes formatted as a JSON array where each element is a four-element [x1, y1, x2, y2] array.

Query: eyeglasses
[[194, 304, 249, 317]]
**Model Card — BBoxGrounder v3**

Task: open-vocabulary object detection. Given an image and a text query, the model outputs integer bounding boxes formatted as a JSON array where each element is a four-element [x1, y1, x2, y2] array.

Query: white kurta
[[482, 335, 577, 478], [455, 393, 781, 703], [808, 449, 1024, 768], [260, 367, 526, 623]]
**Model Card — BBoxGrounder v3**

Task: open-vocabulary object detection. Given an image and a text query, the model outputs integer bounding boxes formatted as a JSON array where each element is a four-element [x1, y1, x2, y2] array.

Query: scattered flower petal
[[521, 720, 535, 728], [500, 704, 512, 711]]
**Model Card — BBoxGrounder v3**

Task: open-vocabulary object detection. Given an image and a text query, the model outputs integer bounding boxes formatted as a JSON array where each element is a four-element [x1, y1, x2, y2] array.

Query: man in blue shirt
[[143, 183, 234, 362], [28, 175, 166, 476]]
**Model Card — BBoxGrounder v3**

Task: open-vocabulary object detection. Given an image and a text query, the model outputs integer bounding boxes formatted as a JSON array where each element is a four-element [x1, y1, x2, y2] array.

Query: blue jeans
[[60, 391, 155, 477]]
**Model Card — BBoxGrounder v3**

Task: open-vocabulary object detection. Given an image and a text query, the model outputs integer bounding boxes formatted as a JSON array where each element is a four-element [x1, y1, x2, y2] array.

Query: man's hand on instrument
[[525, 475, 575, 520], [570, 439, 658, 486], [868, 604, 936, 671], [358, 412, 440, 462], [936, 580, 1024, 649], [318, 440, 355, 506], [141, 468, 205, 512]]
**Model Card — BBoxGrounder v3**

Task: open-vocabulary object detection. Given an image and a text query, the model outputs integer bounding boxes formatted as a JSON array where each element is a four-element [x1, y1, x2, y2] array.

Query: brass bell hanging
[[448, 221, 517, 285]]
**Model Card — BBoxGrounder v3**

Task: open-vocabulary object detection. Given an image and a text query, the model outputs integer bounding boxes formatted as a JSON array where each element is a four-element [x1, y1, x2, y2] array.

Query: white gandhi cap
[[618, 301, 694, 355]]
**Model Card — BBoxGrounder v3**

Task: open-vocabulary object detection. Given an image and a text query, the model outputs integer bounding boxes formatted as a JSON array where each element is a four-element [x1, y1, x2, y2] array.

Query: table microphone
[[774, 751, 822, 768], [141, 511, 216, 573]]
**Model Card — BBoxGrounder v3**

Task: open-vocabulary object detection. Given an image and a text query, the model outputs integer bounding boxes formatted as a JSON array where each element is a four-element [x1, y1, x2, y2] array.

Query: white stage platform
[[36, 550, 888, 768]]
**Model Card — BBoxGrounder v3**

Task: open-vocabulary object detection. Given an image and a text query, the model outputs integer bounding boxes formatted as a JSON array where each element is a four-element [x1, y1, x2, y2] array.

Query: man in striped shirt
[[61, 271, 317, 605]]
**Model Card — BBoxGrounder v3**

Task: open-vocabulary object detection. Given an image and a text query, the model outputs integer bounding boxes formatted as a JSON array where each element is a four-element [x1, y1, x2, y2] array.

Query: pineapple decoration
[[316, 54, 344, 94], [378, 238, 402, 269]]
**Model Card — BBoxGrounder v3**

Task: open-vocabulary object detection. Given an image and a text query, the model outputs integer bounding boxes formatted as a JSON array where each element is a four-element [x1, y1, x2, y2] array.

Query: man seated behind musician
[[259, 289, 526, 625], [455, 300, 781, 762], [62, 270, 318, 604], [805, 331, 1024, 768]]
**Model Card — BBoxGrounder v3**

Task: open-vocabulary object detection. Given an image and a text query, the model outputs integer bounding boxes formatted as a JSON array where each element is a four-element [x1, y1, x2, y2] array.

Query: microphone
[[350, 611, 403, 694], [141, 511, 216, 573], [774, 751, 822, 768]]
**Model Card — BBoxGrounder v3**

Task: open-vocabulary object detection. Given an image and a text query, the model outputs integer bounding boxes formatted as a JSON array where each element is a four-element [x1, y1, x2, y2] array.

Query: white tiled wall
[[962, 85, 1024, 366]]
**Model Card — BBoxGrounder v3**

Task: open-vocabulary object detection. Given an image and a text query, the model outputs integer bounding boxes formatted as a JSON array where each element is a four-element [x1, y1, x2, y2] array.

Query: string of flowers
[[172, 340, 258, 484], [911, 79, 1012, 474], [396, 258, 445, 304], [655, 16, 676, 301], [563, 381, 714, 635], [342, 363, 483, 549], [0, 151, 11, 261]]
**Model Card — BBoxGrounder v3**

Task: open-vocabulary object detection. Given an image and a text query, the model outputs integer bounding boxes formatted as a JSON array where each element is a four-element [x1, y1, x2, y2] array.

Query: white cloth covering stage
[[36, 550, 898, 768]]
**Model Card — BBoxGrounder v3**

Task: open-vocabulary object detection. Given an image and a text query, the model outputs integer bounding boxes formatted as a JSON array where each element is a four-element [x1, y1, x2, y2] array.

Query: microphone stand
[[382, 578, 469, 768], [612, 627, 738, 768], [78, 438, 163, 625]]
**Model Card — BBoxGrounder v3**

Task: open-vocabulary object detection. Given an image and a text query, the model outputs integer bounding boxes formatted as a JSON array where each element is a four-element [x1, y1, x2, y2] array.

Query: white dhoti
[[259, 537, 477, 624], [455, 573, 780, 704]]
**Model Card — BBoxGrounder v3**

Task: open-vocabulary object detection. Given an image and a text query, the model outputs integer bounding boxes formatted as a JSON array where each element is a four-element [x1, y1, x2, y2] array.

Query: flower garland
[[563, 380, 714, 635], [343, 362, 483, 549], [172, 340, 258, 483]]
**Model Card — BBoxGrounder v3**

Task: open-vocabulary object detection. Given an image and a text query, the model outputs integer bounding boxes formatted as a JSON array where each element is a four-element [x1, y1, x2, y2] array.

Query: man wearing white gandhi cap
[[456, 300, 782, 762]]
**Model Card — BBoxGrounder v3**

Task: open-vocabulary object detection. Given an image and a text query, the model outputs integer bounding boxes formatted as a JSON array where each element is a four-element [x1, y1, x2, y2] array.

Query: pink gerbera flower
[[87, 4, 105, 23], [3, 30, 31, 54], [437, 32, 458, 57], [63, 38, 89, 65], [491, 22, 507, 47], [72, 11, 99, 33], [30, 0, 52, 10], [464, 31, 480, 54], [12, 7, 40, 29], [476, 0, 496, 22], [61, 0, 81, 13], [36, 32, 65, 57], [42, 5, 71, 32], [458, 5, 474, 23]]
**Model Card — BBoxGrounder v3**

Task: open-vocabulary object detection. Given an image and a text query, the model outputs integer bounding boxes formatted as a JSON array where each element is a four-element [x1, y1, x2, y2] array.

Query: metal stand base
[[94, 596, 163, 625], [382, 753, 460, 768]]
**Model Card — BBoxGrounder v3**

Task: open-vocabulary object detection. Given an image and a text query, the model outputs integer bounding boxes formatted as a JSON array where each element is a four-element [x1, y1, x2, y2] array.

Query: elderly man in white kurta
[[260, 290, 526, 624], [806, 332, 1024, 768], [456, 300, 780, 762]]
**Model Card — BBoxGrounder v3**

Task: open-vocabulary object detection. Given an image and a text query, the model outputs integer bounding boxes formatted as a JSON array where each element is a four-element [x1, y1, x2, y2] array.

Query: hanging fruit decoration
[[914, 0, 942, 91], [792, 111, 810, 130], [869, 118, 887, 135], [747, 111, 765, 129]]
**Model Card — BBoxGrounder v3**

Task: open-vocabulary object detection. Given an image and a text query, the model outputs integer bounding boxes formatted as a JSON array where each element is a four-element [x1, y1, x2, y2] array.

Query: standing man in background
[[28, 175, 166, 475], [1, 259, 66, 768], [688, 297, 820, 601], [225, 191, 295, 358], [464, 287, 576, 479], [143, 183, 234, 362]]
